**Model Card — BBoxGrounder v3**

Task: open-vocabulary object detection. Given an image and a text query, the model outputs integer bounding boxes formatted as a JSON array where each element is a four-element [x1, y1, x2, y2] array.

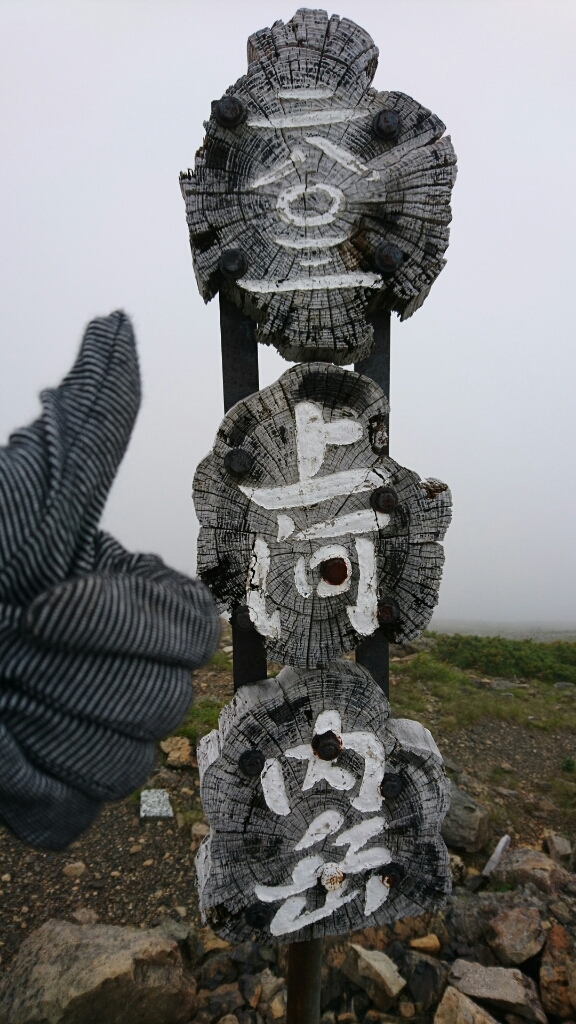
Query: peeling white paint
[[295, 810, 345, 851], [295, 508, 389, 540], [238, 272, 382, 294], [247, 108, 369, 129], [305, 134, 380, 180], [277, 182, 344, 228], [251, 148, 305, 189], [239, 468, 386, 509], [314, 710, 342, 734], [299, 257, 333, 268], [341, 731, 386, 812], [347, 536, 379, 635], [260, 758, 291, 816], [310, 543, 352, 597], [268, 888, 359, 936], [332, 816, 386, 854], [274, 233, 349, 250], [195, 834, 212, 908], [255, 854, 324, 901], [294, 555, 313, 598], [364, 873, 391, 915], [246, 535, 281, 638], [277, 87, 335, 100], [277, 514, 295, 541], [295, 401, 362, 481], [197, 729, 221, 784], [286, 742, 355, 792]]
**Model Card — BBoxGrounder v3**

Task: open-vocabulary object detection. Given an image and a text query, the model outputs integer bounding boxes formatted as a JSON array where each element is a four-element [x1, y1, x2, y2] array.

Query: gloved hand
[[0, 312, 219, 849]]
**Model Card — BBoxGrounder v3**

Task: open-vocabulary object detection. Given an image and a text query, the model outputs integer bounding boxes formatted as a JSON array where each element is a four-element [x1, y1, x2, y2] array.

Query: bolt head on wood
[[370, 487, 398, 514], [244, 902, 272, 930], [223, 447, 254, 476], [377, 861, 405, 887], [377, 598, 401, 625], [238, 749, 266, 777], [218, 249, 248, 281], [319, 557, 349, 587], [211, 95, 246, 128], [381, 772, 403, 799], [372, 108, 400, 140], [375, 242, 404, 276], [232, 604, 254, 631], [311, 730, 342, 761]]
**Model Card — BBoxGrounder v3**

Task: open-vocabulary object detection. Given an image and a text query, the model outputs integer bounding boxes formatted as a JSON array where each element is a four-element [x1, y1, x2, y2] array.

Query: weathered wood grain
[[195, 660, 450, 944], [180, 8, 457, 364], [193, 363, 451, 668]]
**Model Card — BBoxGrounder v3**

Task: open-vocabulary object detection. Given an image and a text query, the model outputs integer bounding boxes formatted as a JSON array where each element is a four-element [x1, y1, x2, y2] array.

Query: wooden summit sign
[[196, 661, 450, 943], [180, 8, 457, 364], [193, 363, 451, 668]]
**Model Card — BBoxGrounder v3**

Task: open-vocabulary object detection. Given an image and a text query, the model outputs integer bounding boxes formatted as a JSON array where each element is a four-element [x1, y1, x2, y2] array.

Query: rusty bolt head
[[319, 557, 349, 586], [370, 487, 398, 514], [244, 902, 272, 930], [380, 772, 403, 799], [312, 730, 342, 762], [372, 109, 400, 140], [375, 242, 404, 276], [218, 249, 248, 281], [377, 597, 400, 626], [377, 861, 405, 888], [212, 95, 246, 128], [232, 604, 254, 631], [239, 749, 266, 777], [224, 447, 254, 476]]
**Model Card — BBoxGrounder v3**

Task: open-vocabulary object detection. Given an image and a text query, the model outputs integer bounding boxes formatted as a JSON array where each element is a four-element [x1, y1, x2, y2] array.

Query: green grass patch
[[428, 632, 576, 682], [391, 652, 576, 732], [174, 698, 225, 745], [208, 650, 232, 671]]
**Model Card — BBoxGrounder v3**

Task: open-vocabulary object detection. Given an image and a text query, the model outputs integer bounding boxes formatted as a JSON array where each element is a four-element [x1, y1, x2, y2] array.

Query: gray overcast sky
[[1, 0, 575, 626]]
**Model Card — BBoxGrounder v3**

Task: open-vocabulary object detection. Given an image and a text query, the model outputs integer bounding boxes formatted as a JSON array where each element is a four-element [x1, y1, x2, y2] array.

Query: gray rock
[[196, 981, 243, 1021], [342, 943, 406, 1011], [200, 953, 239, 991], [491, 679, 519, 690], [492, 848, 572, 895], [399, 950, 449, 1013], [435, 986, 500, 1024], [442, 783, 491, 853], [488, 908, 546, 965], [449, 959, 547, 1023], [554, 682, 575, 691], [545, 833, 572, 864], [0, 919, 196, 1024], [140, 789, 174, 818]]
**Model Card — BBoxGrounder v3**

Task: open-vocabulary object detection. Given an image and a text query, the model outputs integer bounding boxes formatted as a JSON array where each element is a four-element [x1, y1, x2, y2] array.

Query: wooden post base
[[286, 938, 323, 1024]]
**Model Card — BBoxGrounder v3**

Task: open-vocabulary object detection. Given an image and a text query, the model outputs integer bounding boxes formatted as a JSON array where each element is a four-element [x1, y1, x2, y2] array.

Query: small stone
[[139, 789, 173, 818], [442, 782, 491, 853], [540, 924, 574, 1018], [239, 973, 262, 1007], [550, 902, 572, 926], [554, 682, 575, 690], [201, 953, 239, 991], [129, 844, 143, 855], [1, 873, 10, 883], [449, 855, 467, 886], [197, 981, 243, 1020], [71, 908, 100, 925], [409, 934, 441, 955], [494, 788, 518, 798], [259, 966, 285, 1003], [449, 959, 547, 1023], [218, 1017, 239, 1024], [404, 950, 449, 1012], [192, 821, 210, 837], [200, 925, 231, 952], [142, 859, 154, 867], [110, 870, 121, 878], [342, 943, 406, 1010], [546, 834, 572, 863], [269, 987, 287, 1019], [160, 735, 195, 768], [62, 861, 86, 878], [492, 848, 572, 895], [174, 906, 187, 919], [399, 996, 416, 1018], [320, 1013, 337, 1024], [435, 986, 500, 1024], [501, 763, 513, 772], [488, 908, 546, 965]]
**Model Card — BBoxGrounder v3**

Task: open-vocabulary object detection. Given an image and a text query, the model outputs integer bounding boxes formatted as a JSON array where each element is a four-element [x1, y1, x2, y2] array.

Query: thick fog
[[1, 0, 575, 628]]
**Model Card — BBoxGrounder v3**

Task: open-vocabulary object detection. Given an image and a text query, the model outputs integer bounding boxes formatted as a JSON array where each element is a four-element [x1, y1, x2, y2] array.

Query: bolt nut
[[212, 95, 246, 128], [223, 447, 254, 476], [377, 861, 405, 888], [375, 242, 404, 276], [319, 557, 349, 586], [380, 772, 403, 799], [377, 597, 400, 626], [218, 249, 248, 281], [370, 487, 398, 514], [311, 730, 342, 761], [239, 749, 266, 777], [232, 604, 254, 631], [244, 901, 272, 930], [372, 108, 400, 140]]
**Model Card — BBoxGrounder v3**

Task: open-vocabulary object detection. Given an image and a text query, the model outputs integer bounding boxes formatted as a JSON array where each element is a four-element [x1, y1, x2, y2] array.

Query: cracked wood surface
[[193, 363, 451, 668], [195, 660, 450, 943], [180, 8, 457, 364]]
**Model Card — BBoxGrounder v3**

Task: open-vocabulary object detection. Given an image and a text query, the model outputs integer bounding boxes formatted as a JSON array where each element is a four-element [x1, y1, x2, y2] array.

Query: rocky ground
[[0, 628, 575, 1023]]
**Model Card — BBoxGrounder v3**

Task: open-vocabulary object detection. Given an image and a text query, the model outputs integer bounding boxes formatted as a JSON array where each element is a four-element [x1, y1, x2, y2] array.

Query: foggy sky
[[1, 0, 575, 626]]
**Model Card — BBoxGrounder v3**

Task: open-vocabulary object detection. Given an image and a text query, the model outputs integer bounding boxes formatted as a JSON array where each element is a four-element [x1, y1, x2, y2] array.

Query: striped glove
[[0, 312, 219, 849]]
